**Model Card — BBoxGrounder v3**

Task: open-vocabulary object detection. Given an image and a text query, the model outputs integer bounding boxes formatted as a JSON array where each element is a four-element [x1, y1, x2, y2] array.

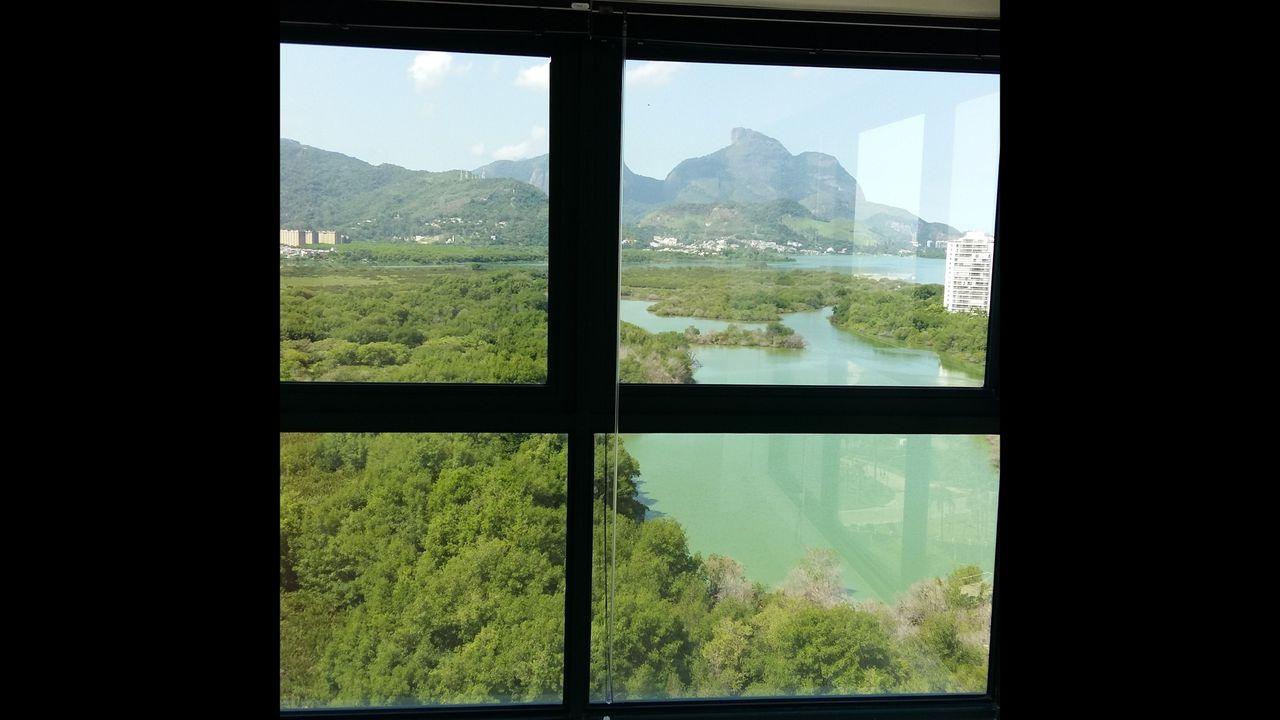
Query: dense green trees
[[829, 282, 988, 367], [281, 433, 993, 707], [282, 267, 703, 384], [327, 244, 547, 265], [618, 322, 697, 384], [280, 433, 568, 706], [686, 322, 805, 349], [280, 267, 549, 383], [622, 267, 848, 322]]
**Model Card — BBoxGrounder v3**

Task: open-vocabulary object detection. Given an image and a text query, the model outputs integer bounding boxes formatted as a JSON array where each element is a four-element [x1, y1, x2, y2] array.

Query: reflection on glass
[[595, 433, 999, 700], [280, 45, 550, 383], [280, 433, 567, 707], [619, 61, 999, 386]]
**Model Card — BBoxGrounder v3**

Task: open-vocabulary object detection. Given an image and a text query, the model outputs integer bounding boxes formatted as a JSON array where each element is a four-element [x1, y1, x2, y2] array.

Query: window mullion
[[982, 167, 1001, 396], [559, 28, 626, 718]]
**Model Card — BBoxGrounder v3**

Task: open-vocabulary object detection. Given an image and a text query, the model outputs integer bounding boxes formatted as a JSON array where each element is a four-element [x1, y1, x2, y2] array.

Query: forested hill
[[476, 130, 961, 253], [282, 130, 961, 252], [473, 155, 549, 195], [280, 139, 549, 245]]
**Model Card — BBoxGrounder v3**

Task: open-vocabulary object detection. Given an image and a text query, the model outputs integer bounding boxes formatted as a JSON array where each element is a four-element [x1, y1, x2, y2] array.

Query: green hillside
[[281, 139, 549, 245], [282, 130, 965, 257]]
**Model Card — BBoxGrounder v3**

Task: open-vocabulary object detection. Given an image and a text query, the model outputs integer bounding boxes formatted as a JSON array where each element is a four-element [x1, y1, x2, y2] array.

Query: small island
[[684, 322, 805, 349]]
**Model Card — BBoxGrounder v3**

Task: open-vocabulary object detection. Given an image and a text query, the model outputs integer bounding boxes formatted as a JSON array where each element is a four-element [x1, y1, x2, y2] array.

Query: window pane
[[595, 433, 999, 700], [620, 61, 998, 386], [280, 433, 567, 707], [280, 46, 550, 383]]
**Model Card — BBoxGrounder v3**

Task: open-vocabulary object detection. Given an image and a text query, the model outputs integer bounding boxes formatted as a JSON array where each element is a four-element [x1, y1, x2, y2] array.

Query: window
[[595, 434, 998, 701], [281, 433, 568, 707], [281, 2, 999, 719], [280, 45, 550, 384], [618, 60, 998, 386]]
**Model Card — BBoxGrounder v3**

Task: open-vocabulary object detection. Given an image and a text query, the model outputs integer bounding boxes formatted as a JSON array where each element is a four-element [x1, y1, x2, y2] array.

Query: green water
[[616, 276, 994, 604], [621, 433, 999, 605], [620, 300, 982, 387]]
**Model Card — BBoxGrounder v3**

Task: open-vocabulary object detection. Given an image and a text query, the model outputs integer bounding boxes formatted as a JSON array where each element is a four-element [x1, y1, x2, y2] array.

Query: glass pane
[[620, 61, 998, 386], [281, 46, 550, 383], [594, 433, 999, 700], [280, 433, 567, 707]]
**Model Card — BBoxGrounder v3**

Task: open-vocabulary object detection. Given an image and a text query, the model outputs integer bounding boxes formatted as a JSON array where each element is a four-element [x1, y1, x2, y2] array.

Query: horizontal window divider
[[280, 387, 998, 433], [282, 0, 589, 42], [614, 23, 993, 64], [614, 385, 998, 435], [585, 695, 997, 720], [280, 412, 577, 434], [622, 42, 998, 72], [279, 410, 573, 434], [280, 22, 560, 56], [596, 1, 999, 31], [280, 696, 995, 720], [280, 384, 575, 433], [613, 412, 998, 435], [280, 704, 566, 720]]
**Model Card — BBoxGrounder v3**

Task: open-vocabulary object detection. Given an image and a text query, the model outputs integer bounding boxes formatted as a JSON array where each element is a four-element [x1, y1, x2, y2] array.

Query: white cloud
[[469, 143, 487, 157], [625, 62, 678, 87], [515, 60, 551, 90], [409, 52, 468, 91], [491, 126, 548, 161], [491, 142, 532, 161]]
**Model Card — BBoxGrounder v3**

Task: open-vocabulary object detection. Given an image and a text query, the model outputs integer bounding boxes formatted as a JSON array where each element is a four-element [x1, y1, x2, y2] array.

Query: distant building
[[280, 228, 347, 246], [944, 231, 995, 313]]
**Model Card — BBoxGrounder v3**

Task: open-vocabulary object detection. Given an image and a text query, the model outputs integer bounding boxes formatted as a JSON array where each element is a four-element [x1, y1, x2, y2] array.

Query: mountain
[[470, 156, 667, 212], [280, 139, 548, 245], [617, 128, 959, 251], [660, 128, 865, 214], [281, 131, 961, 253], [474, 155, 549, 194]]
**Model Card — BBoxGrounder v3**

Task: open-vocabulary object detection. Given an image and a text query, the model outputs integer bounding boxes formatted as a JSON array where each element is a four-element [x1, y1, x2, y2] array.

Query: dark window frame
[[280, 2, 1001, 718]]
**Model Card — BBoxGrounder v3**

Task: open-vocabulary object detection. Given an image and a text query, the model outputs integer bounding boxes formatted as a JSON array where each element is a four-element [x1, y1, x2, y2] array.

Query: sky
[[281, 44, 1000, 234]]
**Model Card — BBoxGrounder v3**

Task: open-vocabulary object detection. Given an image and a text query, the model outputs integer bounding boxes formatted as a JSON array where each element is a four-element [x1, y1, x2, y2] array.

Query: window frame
[[279, 2, 1000, 718]]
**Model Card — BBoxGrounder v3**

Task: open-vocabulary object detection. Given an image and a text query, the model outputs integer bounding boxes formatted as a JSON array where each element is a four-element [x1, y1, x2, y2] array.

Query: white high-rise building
[[944, 231, 995, 313]]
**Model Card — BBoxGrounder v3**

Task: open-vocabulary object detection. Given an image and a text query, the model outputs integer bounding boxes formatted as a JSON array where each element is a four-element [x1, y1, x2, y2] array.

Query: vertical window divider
[[558, 26, 625, 719]]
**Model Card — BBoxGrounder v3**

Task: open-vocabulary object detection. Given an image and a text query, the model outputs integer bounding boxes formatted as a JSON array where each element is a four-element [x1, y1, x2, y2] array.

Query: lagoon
[[620, 300, 982, 387], [621, 433, 999, 605]]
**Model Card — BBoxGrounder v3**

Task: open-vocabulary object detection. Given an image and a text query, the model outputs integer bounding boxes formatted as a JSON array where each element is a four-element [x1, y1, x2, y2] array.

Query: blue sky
[[281, 44, 999, 234]]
